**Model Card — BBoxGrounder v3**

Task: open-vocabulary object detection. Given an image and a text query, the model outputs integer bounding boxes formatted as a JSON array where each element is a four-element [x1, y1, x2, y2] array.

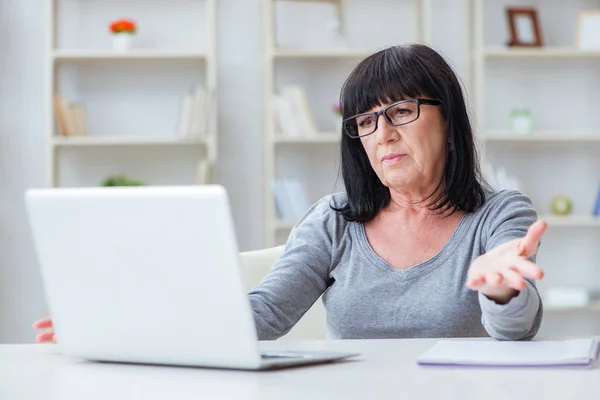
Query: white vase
[[112, 34, 132, 52]]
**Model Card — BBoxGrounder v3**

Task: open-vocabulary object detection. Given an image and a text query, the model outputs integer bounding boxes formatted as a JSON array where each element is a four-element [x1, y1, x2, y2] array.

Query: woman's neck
[[383, 185, 458, 220]]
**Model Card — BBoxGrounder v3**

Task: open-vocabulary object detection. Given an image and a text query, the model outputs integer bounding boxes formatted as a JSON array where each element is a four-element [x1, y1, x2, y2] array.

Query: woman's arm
[[249, 197, 336, 340], [473, 190, 544, 341]]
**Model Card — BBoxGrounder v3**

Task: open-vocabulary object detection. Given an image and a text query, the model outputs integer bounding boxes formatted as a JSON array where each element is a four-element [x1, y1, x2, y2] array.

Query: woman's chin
[[382, 173, 414, 189]]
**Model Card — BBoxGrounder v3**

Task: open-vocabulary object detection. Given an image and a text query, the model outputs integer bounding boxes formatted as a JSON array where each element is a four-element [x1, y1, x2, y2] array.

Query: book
[[177, 92, 195, 138], [593, 183, 600, 217], [70, 104, 88, 136], [177, 85, 209, 139], [417, 338, 600, 367], [282, 177, 311, 219], [273, 94, 302, 137], [53, 93, 88, 136], [281, 85, 317, 137], [273, 177, 296, 221]]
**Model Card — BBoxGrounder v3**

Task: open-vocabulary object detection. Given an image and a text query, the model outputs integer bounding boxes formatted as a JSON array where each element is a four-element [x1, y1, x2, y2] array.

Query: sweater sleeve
[[479, 190, 543, 341], [248, 197, 336, 340]]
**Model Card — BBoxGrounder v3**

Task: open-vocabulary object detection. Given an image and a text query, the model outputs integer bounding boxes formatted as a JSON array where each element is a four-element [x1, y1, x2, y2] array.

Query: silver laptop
[[25, 185, 358, 370]]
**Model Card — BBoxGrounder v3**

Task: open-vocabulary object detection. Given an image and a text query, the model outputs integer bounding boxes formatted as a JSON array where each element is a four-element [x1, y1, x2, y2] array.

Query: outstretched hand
[[466, 220, 546, 303]]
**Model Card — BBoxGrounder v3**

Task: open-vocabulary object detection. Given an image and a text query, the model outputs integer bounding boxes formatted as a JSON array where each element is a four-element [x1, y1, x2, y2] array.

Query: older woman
[[248, 43, 544, 341], [34, 44, 544, 343]]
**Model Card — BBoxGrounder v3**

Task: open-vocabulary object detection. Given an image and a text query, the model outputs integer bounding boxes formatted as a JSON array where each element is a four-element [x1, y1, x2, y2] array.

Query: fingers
[[466, 256, 544, 291], [466, 275, 485, 289], [499, 268, 526, 290], [32, 317, 53, 330], [467, 221, 547, 293], [36, 331, 56, 344], [509, 257, 544, 280], [518, 220, 547, 257], [485, 271, 503, 286], [467, 272, 502, 289], [468, 269, 524, 291]]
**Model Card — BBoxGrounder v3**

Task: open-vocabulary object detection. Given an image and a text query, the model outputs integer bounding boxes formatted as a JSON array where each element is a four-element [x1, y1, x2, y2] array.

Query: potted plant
[[109, 18, 136, 52], [101, 174, 144, 187]]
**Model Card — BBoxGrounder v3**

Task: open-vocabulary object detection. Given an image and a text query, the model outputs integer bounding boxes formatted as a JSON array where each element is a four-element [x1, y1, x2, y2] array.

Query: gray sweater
[[249, 189, 543, 341]]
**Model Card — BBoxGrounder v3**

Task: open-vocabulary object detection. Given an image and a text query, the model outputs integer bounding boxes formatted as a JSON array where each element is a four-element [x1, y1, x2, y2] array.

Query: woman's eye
[[395, 107, 411, 115], [358, 117, 375, 127]]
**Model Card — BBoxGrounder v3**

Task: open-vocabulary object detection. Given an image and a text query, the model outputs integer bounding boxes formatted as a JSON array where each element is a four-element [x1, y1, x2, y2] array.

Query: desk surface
[[1, 339, 599, 400]]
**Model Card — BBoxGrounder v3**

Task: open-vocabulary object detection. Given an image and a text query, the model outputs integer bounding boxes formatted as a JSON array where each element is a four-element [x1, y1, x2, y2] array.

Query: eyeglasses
[[342, 98, 443, 138]]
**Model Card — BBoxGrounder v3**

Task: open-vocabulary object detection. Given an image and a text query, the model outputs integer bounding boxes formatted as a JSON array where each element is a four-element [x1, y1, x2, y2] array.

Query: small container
[[112, 33, 133, 52], [510, 109, 533, 135]]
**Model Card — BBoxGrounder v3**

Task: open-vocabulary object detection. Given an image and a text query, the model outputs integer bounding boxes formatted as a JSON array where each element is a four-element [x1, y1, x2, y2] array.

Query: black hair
[[332, 43, 488, 222]]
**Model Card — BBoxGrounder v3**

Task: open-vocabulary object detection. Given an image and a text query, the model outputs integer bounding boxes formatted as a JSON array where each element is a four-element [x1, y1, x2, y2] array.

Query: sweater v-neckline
[[354, 211, 474, 280]]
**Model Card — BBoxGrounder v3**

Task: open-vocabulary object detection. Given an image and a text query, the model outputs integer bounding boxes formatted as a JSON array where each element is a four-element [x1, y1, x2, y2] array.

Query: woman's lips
[[382, 153, 406, 165]]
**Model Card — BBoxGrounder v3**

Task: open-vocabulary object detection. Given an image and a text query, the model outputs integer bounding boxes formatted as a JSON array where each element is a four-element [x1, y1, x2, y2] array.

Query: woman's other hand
[[466, 220, 547, 303], [32, 317, 56, 343]]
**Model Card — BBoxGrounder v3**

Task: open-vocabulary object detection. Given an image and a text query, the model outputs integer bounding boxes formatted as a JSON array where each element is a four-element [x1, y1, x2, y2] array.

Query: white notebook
[[417, 338, 600, 367]]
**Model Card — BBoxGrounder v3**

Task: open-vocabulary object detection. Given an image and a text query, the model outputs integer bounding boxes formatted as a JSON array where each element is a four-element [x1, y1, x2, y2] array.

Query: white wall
[[0, 1, 48, 343], [0, 0, 470, 342], [216, 0, 263, 253]]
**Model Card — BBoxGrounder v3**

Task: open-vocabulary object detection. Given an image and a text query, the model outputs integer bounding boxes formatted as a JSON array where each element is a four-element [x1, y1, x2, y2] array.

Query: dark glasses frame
[[342, 98, 443, 138]]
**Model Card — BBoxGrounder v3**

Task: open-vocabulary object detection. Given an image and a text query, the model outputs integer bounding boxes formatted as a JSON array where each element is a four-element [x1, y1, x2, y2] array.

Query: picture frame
[[506, 7, 543, 47], [576, 11, 600, 51]]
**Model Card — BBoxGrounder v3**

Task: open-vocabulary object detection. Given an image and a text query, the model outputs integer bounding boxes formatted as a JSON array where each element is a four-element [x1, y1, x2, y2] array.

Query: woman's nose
[[375, 114, 399, 144]]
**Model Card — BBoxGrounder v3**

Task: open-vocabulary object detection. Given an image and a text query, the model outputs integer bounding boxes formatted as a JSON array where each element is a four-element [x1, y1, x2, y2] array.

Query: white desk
[[1, 339, 599, 399]]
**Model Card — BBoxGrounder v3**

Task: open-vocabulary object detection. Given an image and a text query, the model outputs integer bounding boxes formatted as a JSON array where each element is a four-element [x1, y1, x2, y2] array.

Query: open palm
[[466, 220, 546, 301]]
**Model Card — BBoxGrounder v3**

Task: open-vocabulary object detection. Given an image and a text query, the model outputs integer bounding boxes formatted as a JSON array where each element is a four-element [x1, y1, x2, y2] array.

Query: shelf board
[[273, 134, 340, 144], [52, 136, 208, 147], [272, 47, 375, 59], [482, 132, 600, 142], [545, 301, 600, 312], [53, 50, 207, 61], [483, 46, 600, 58], [540, 215, 600, 228]]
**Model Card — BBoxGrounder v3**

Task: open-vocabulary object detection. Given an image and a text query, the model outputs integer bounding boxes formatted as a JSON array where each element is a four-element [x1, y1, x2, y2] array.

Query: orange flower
[[110, 19, 136, 34]]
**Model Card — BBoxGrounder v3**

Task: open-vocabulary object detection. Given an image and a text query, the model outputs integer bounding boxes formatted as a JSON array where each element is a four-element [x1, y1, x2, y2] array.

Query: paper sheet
[[417, 338, 599, 367]]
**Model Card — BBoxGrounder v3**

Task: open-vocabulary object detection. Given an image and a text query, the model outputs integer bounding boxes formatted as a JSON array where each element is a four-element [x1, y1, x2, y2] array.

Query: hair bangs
[[340, 47, 439, 118]]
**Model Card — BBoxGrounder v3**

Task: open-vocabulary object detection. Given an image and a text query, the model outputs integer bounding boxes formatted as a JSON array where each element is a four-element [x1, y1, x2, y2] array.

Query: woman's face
[[359, 99, 446, 193]]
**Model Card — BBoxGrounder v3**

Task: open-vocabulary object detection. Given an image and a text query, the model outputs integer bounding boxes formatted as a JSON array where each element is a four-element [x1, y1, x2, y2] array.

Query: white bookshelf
[[471, 0, 600, 335], [261, 0, 433, 247], [45, 0, 217, 188]]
